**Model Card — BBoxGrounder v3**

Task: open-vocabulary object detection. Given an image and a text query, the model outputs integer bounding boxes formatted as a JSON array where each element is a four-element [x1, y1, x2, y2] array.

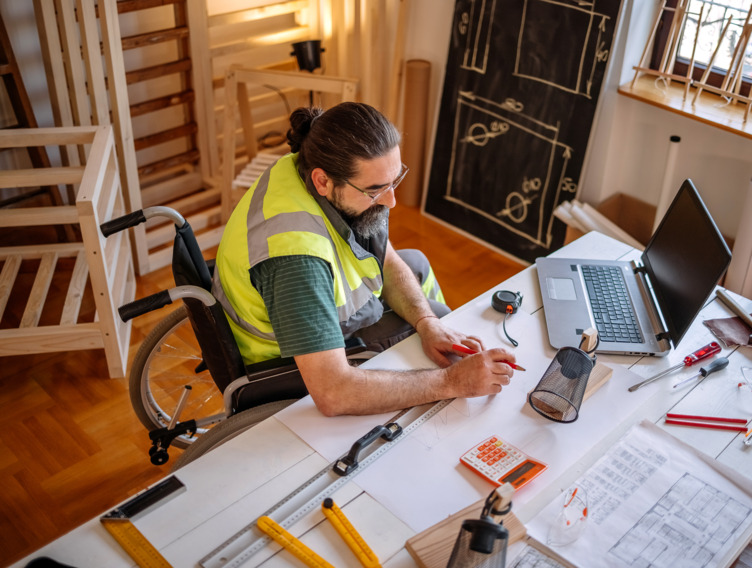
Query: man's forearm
[[311, 365, 450, 416]]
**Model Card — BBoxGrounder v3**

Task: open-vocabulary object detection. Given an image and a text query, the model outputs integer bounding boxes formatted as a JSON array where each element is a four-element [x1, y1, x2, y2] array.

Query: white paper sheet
[[276, 308, 657, 533], [526, 420, 752, 568]]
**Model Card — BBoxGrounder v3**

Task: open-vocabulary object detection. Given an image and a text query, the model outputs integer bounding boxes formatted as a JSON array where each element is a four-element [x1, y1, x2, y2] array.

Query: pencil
[[665, 413, 747, 424], [451, 344, 526, 371], [664, 419, 747, 433]]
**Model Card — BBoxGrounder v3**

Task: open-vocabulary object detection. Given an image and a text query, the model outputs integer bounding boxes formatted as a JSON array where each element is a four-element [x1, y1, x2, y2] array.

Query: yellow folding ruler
[[100, 475, 185, 568]]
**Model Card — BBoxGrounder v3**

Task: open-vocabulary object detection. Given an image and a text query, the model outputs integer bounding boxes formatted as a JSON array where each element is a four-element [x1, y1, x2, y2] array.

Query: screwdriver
[[673, 356, 729, 389], [627, 342, 721, 392]]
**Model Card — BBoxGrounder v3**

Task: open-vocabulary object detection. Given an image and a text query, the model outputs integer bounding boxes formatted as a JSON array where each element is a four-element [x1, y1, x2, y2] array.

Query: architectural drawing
[[515, 0, 611, 97], [445, 91, 574, 248], [609, 473, 752, 567]]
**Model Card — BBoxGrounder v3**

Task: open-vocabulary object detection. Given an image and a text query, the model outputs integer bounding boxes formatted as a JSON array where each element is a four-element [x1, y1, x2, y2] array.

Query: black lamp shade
[[291, 40, 323, 72]]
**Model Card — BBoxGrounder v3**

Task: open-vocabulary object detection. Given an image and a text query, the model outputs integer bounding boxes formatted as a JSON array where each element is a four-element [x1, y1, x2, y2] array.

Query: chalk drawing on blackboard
[[514, 0, 611, 97], [444, 91, 574, 247], [461, 0, 498, 74]]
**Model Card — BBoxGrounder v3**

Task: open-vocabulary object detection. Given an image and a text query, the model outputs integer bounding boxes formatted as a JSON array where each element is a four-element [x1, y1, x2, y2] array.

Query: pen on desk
[[664, 419, 748, 433], [451, 344, 526, 371], [745, 428, 752, 446], [665, 413, 747, 424]]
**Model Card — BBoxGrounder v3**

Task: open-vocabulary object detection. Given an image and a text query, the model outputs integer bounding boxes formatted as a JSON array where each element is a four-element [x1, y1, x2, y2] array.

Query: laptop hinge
[[633, 264, 648, 275], [656, 331, 671, 342]]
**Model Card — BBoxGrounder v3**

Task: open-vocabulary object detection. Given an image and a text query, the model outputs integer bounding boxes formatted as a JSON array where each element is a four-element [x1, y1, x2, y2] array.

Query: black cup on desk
[[529, 347, 594, 423]]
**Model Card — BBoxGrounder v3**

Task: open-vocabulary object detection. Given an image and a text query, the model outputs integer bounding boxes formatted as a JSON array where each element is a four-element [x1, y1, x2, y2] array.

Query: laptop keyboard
[[581, 265, 643, 343]]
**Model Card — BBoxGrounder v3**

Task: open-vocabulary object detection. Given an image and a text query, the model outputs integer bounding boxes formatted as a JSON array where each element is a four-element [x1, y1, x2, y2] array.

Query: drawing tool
[[451, 344, 526, 371], [744, 428, 752, 446], [664, 419, 747, 433], [201, 400, 453, 568], [100, 476, 185, 568], [673, 357, 729, 389], [322, 498, 381, 568], [665, 413, 747, 424], [627, 342, 721, 391], [257, 516, 333, 568]]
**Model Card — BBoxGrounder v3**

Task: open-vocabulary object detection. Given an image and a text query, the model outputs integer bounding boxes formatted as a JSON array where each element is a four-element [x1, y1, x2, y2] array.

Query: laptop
[[536, 179, 732, 356]]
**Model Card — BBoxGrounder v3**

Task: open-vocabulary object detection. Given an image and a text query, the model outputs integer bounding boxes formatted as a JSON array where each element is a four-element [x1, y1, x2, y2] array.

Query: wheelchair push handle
[[100, 210, 146, 237], [119, 290, 173, 322], [118, 285, 218, 322], [100, 206, 187, 237]]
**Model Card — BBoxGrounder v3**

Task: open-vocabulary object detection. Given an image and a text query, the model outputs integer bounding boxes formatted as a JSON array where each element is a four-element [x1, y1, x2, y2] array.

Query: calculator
[[459, 435, 547, 489]]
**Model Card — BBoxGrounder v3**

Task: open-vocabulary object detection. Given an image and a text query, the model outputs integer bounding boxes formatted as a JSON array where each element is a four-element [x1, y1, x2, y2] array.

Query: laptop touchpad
[[546, 277, 577, 301]]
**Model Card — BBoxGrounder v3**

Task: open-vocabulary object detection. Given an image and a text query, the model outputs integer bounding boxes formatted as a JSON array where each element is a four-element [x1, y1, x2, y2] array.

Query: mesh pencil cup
[[528, 347, 594, 423]]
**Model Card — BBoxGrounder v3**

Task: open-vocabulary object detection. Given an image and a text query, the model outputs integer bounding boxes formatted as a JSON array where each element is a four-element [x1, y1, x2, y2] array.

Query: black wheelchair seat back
[[171, 221, 308, 411]]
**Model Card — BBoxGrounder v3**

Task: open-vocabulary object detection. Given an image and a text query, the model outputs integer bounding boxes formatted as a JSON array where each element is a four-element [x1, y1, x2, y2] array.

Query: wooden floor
[[0, 204, 524, 567]]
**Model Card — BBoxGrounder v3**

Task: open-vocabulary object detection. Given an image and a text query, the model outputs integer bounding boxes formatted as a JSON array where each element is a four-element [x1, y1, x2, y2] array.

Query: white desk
[[14, 232, 752, 568]]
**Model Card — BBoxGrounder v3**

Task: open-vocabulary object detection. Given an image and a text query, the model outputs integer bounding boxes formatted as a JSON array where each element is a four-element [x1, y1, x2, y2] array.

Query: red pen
[[451, 344, 526, 371]]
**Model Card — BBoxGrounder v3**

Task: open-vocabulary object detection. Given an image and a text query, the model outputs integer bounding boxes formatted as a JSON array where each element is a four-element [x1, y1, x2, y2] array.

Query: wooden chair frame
[[0, 126, 135, 378]]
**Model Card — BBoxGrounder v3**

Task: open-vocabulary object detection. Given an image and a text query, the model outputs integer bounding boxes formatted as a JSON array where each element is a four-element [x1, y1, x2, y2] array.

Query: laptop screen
[[642, 179, 732, 347]]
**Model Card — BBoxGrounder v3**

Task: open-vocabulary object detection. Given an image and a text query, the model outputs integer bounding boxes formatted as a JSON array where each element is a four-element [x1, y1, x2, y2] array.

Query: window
[[652, 0, 751, 97]]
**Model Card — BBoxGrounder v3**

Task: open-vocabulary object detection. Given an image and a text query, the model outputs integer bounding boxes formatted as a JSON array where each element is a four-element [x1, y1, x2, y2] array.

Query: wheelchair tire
[[129, 306, 226, 448], [171, 399, 297, 470]]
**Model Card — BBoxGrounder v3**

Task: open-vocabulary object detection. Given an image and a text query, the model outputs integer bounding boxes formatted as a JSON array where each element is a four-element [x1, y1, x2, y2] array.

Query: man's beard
[[331, 187, 389, 239]]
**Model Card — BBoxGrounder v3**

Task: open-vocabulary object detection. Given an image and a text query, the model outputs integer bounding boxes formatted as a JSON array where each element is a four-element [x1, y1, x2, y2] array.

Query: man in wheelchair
[[214, 102, 518, 416]]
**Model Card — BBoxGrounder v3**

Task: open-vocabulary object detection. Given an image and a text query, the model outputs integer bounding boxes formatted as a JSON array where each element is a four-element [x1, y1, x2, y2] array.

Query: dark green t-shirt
[[250, 255, 345, 357]]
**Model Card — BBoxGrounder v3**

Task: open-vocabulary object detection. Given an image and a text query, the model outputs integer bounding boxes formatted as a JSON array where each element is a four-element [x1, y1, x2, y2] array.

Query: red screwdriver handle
[[683, 342, 721, 366]]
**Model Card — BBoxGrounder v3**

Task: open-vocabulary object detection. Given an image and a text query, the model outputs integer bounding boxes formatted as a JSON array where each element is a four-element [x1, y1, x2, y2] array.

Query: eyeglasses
[[345, 163, 409, 202]]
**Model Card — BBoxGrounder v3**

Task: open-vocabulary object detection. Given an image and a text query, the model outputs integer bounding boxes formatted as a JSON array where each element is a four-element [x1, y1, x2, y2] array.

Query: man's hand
[[415, 316, 483, 368], [443, 347, 517, 397]]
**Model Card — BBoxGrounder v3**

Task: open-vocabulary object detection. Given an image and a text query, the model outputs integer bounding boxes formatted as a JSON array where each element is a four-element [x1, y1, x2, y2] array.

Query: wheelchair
[[101, 206, 365, 470]]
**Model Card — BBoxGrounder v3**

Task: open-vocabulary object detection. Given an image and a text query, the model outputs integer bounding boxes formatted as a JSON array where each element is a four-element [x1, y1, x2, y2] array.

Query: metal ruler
[[100, 475, 186, 568], [200, 399, 452, 568]]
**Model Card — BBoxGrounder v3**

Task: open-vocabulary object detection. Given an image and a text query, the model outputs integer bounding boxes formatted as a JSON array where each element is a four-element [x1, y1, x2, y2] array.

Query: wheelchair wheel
[[171, 399, 297, 470], [130, 305, 226, 448]]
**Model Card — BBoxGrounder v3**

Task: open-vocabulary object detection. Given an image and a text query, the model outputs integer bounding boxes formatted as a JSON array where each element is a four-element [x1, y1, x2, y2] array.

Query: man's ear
[[310, 168, 330, 196]]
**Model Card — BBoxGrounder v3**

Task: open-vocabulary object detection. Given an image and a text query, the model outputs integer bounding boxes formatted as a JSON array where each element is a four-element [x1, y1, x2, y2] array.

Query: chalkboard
[[424, 0, 624, 263]]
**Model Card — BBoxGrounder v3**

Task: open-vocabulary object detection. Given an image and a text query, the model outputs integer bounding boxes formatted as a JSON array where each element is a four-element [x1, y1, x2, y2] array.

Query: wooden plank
[[0, 255, 22, 322], [137, 149, 201, 178], [33, 0, 86, 166], [120, 26, 190, 51], [0, 243, 84, 259], [57, 0, 94, 129], [129, 90, 195, 117], [0, 206, 80, 227], [76, 0, 110, 125], [133, 122, 198, 151], [19, 252, 59, 329], [99, 0, 150, 275], [116, 0, 183, 13], [0, 324, 104, 355], [140, 172, 207, 208], [60, 249, 89, 325], [0, 126, 97, 147], [208, 1, 309, 28], [125, 58, 192, 84], [0, 168, 86, 189], [186, 0, 216, 179]]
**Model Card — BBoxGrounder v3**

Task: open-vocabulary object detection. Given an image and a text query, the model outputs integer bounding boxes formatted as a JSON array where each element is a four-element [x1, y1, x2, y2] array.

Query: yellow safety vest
[[214, 153, 385, 363]]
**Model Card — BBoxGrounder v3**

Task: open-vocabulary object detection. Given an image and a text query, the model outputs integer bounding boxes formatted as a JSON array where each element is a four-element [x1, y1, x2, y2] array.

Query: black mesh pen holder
[[446, 520, 508, 568], [446, 487, 512, 568], [528, 346, 594, 423]]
